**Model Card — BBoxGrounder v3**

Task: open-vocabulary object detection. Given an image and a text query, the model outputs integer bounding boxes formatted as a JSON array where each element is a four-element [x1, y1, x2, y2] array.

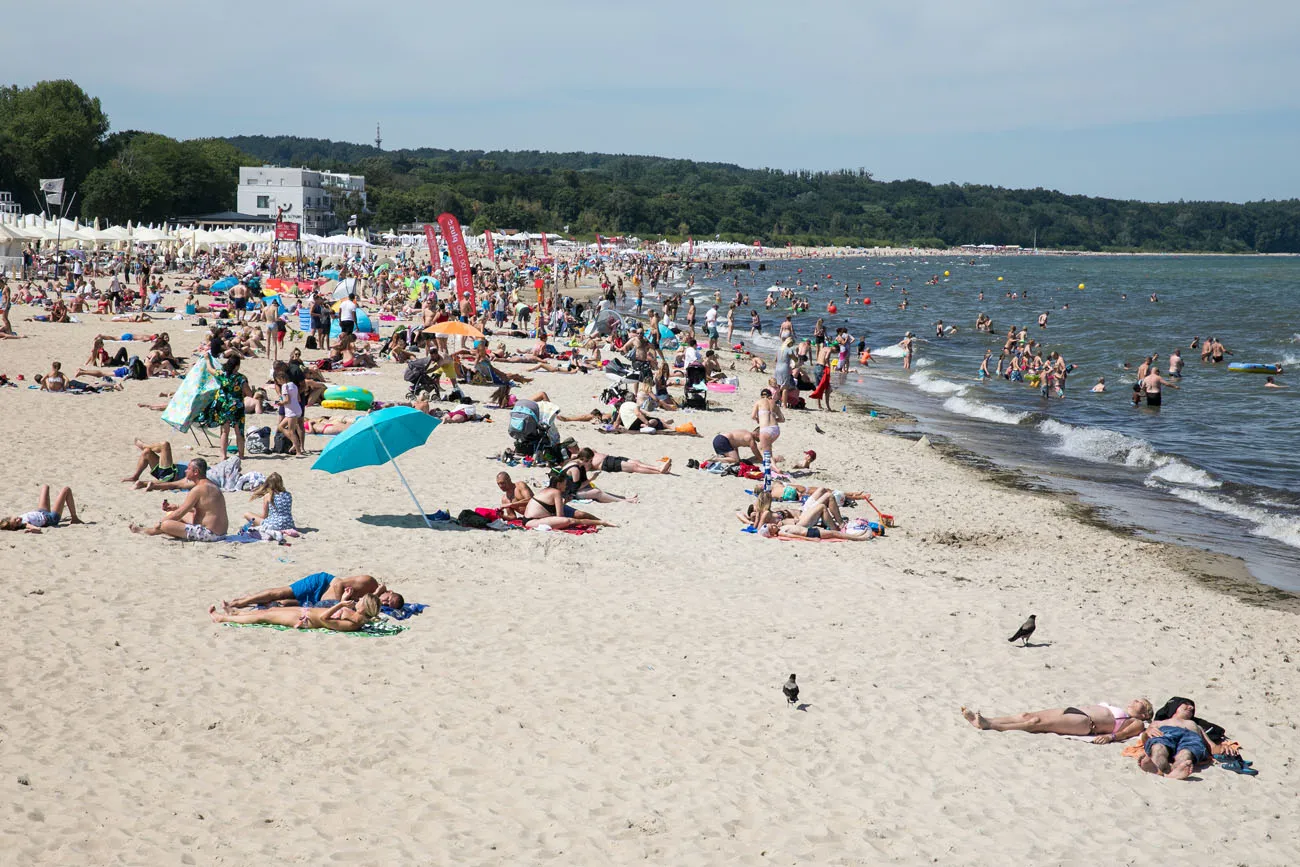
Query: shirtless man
[[1168, 347, 1184, 378], [129, 459, 229, 541], [1210, 337, 1230, 363], [577, 447, 671, 476], [1140, 367, 1179, 407], [1137, 699, 1232, 780], [225, 572, 403, 610], [710, 428, 762, 464], [496, 471, 535, 518]]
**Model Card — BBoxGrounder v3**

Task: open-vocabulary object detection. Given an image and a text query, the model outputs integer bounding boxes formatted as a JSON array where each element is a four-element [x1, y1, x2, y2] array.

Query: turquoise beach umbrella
[[311, 406, 440, 527]]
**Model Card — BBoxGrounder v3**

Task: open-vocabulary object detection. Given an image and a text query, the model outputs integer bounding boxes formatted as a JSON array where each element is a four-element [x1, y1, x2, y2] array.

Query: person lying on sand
[[573, 446, 671, 476], [123, 439, 189, 486], [210, 588, 379, 633], [552, 458, 639, 504], [756, 519, 872, 541], [1, 484, 85, 532], [129, 458, 228, 542], [225, 572, 403, 610], [960, 699, 1153, 744], [1135, 698, 1237, 779], [521, 477, 617, 531]]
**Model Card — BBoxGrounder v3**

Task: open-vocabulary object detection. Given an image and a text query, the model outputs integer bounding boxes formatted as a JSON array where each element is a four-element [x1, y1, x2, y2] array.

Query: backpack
[[457, 509, 490, 529], [304, 334, 317, 350], [272, 431, 293, 454], [128, 356, 149, 380]]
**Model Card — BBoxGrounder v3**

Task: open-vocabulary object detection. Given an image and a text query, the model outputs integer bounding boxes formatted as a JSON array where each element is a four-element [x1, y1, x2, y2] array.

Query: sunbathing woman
[[961, 699, 1154, 744], [762, 521, 873, 541], [522, 479, 617, 531], [1, 484, 85, 532], [305, 415, 356, 435], [209, 589, 378, 633]]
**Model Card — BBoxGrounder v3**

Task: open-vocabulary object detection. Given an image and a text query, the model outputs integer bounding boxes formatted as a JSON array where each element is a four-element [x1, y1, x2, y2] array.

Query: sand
[[0, 274, 1297, 865]]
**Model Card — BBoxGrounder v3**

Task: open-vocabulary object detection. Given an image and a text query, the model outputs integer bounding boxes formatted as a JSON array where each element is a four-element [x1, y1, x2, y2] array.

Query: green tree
[[0, 80, 109, 213]]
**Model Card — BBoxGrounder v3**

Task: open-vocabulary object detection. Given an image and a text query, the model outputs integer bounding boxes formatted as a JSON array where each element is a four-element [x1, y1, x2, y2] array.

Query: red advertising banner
[[422, 224, 438, 262], [274, 221, 300, 241], [540, 232, 550, 257], [484, 229, 495, 258], [437, 212, 475, 309], [688, 236, 694, 258], [596, 234, 603, 253]]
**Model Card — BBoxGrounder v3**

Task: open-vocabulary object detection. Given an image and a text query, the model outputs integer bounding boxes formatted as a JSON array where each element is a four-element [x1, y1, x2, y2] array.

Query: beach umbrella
[[312, 406, 441, 528], [415, 275, 437, 284], [422, 320, 484, 339], [212, 276, 238, 292], [331, 277, 357, 300]]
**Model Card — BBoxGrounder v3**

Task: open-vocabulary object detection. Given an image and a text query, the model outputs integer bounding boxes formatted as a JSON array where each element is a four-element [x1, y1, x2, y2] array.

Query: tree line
[[4, 81, 1300, 252]]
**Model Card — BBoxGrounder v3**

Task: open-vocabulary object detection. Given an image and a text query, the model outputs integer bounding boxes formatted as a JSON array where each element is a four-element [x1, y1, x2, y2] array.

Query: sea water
[[674, 254, 1300, 590]]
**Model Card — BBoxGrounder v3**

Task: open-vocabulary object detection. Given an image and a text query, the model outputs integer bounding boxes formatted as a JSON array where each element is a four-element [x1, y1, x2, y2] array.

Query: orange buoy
[[863, 297, 871, 305], [827, 303, 837, 314]]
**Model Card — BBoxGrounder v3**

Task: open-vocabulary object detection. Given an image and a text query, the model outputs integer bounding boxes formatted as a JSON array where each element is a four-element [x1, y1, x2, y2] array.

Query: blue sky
[[6, 0, 1300, 202]]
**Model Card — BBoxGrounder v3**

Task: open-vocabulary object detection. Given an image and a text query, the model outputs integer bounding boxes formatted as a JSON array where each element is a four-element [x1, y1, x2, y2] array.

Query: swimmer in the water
[[1265, 376, 1286, 389], [1091, 377, 1106, 393]]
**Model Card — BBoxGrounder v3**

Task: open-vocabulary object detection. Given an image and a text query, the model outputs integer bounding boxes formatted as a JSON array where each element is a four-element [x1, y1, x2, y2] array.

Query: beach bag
[[246, 426, 272, 455], [457, 509, 490, 529], [128, 356, 149, 381], [161, 358, 219, 433], [272, 431, 293, 454], [305, 334, 317, 350]]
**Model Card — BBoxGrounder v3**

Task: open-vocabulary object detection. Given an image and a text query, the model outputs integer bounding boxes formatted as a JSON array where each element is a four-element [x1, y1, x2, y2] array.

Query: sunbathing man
[[496, 471, 536, 518], [225, 572, 403, 610], [573, 446, 671, 476], [759, 520, 872, 541], [129, 458, 229, 542], [711, 428, 763, 464], [1136, 699, 1234, 779], [961, 699, 1153, 744], [211, 588, 379, 633], [124, 439, 187, 485], [552, 455, 639, 504], [522, 478, 616, 530]]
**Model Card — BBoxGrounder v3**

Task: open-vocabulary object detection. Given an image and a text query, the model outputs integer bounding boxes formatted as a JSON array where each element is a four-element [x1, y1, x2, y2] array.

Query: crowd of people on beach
[[1, 243, 1257, 779]]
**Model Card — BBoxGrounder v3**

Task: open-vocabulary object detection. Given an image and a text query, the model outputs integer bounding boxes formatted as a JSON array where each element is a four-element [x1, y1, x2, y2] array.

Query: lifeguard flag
[[422, 224, 438, 261], [540, 232, 550, 257], [485, 229, 495, 258]]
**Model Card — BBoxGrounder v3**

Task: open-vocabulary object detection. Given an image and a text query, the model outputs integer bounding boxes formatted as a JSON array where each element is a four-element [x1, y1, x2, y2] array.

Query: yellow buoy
[[997, 276, 1003, 282], [943, 270, 950, 277], [1078, 283, 1085, 290]]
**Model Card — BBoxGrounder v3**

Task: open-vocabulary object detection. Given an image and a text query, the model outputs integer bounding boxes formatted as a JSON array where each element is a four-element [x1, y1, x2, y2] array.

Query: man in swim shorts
[[129, 459, 229, 541], [711, 429, 762, 464], [225, 573, 403, 610], [123, 439, 185, 485], [1138, 699, 1221, 780]]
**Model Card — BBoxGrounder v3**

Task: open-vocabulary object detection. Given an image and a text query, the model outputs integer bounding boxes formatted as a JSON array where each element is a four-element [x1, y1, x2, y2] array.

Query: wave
[[1037, 419, 1163, 468], [1281, 352, 1299, 365], [942, 396, 1031, 425], [914, 358, 935, 368], [1147, 461, 1221, 489], [1166, 488, 1300, 549], [872, 344, 906, 358], [911, 370, 967, 396]]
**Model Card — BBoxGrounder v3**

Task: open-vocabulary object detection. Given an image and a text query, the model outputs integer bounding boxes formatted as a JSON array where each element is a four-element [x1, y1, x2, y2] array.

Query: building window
[[246, 178, 257, 184], [256, 195, 270, 209]]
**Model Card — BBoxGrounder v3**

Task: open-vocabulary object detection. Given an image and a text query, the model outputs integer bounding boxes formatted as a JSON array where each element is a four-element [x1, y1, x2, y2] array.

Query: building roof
[[169, 211, 278, 226]]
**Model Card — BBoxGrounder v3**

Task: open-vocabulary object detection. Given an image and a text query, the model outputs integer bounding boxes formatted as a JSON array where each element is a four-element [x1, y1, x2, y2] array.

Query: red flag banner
[[540, 232, 550, 257], [688, 236, 694, 258], [437, 212, 475, 310], [596, 234, 604, 253], [485, 229, 495, 258], [423, 224, 438, 262]]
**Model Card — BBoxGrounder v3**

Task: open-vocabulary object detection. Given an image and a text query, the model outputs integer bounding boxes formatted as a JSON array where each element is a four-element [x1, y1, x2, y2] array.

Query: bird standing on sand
[[783, 674, 799, 707], [1008, 615, 1037, 646]]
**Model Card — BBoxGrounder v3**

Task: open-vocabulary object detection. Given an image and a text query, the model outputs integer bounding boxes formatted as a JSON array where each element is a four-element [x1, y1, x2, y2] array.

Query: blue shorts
[[290, 571, 335, 604], [1144, 726, 1209, 763]]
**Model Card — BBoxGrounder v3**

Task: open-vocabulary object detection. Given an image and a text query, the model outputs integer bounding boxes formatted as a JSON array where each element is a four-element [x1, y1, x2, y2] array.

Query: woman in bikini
[[210, 590, 378, 632], [751, 388, 784, 488], [961, 699, 1154, 744]]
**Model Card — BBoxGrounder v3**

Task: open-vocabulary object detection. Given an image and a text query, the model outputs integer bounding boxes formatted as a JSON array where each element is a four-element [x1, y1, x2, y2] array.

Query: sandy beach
[[1, 272, 1297, 865]]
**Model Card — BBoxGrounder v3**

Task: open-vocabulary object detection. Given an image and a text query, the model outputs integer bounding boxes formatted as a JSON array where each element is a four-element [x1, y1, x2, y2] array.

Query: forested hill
[[226, 135, 1300, 253]]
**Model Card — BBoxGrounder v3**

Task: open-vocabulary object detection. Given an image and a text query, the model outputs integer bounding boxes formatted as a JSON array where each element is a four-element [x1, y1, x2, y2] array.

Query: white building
[[235, 166, 365, 234], [0, 192, 21, 215]]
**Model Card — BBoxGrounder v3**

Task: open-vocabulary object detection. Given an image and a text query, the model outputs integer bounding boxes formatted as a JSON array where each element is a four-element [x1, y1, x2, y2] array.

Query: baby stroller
[[506, 398, 564, 464], [683, 365, 708, 410], [403, 357, 443, 400]]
